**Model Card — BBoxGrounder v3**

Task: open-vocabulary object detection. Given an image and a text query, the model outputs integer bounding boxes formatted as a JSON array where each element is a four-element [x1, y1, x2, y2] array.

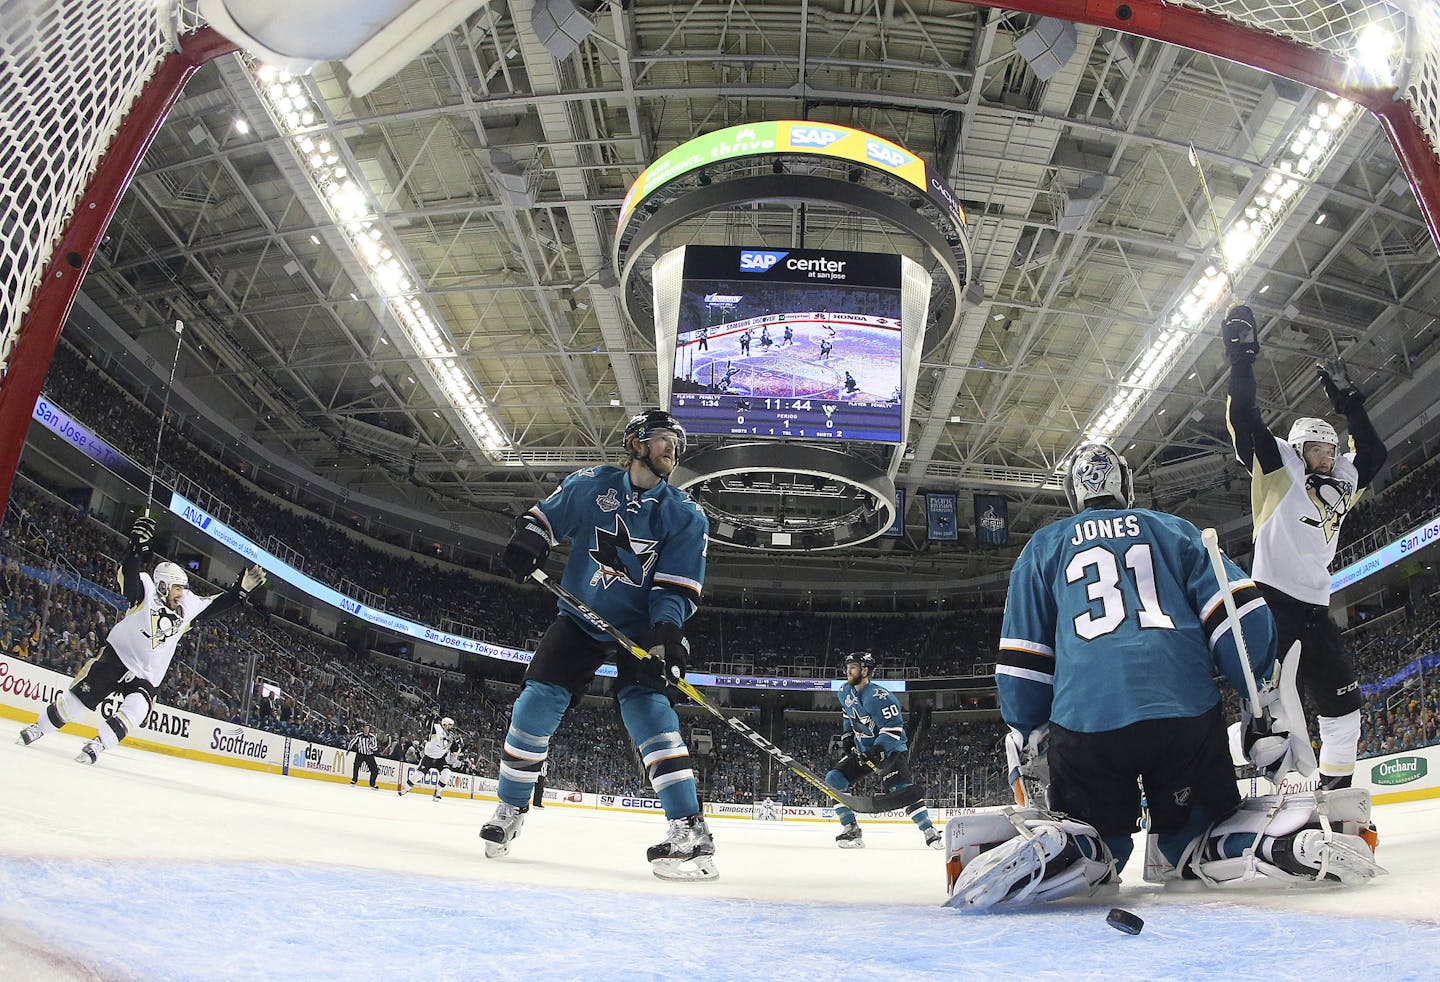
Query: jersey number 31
[[1065, 544, 1176, 640]]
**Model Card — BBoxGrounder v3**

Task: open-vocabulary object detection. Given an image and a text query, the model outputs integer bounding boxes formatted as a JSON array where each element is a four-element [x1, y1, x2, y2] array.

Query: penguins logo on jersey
[[1299, 473, 1354, 542], [148, 604, 183, 649], [588, 514, 658, 589]]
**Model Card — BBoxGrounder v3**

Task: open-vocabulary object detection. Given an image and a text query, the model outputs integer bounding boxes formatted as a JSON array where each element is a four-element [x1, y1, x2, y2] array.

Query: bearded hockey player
[[1224, 304, 1388, 789], [17, 516, 266, 763], [480, 409, 716, 880], [945, 443, 1380, 909], [826, 652, 941, 850]]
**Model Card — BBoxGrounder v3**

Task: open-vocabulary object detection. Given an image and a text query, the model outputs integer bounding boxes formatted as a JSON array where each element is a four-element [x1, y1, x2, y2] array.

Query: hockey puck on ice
[[1105, 908, 1144, 935]]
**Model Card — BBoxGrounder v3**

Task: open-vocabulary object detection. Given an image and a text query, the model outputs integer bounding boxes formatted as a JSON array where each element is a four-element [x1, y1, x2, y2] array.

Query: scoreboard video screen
[[668, 246, 905, 443]]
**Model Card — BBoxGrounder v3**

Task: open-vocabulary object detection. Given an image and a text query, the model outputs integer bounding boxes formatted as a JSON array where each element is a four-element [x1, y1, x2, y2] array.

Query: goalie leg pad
[[944, 810, 1114, 909], [1189, 790, 1383, 887]]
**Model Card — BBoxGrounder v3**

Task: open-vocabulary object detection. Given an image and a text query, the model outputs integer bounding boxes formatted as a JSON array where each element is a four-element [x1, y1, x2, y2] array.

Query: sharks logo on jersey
[[588, 514, 659, 589], [1300, 472, 1355, 542], [147, 605, 183, 649]]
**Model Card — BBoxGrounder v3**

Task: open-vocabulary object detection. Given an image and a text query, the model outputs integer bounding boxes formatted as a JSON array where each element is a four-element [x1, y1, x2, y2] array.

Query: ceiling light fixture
[[252, 61, 510, 458]]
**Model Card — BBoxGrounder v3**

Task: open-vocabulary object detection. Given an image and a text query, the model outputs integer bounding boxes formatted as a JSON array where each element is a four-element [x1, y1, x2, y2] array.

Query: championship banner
[[973, 493, 1009, 547], [925, 492, 958, 541], [882, 488, 905, 537]]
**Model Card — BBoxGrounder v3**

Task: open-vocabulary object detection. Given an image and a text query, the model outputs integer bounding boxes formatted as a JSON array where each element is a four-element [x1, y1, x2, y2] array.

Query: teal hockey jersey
[[527, 465, 708, 641], [997, 507, 1276, 736]]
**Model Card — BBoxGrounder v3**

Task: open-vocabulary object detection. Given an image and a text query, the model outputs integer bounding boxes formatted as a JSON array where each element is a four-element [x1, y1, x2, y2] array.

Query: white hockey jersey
[[421, 722, 452, 759], [1250, 436, 1362, 606], [108, 572, 223, 686]]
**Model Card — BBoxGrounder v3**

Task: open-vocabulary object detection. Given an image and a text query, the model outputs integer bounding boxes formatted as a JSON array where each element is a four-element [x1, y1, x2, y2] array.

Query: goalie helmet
[[1287, 417, 1338, 458], [152, 561, 188, 595], [623, 408, 687, 456], [1064, 442, 1133, 513]]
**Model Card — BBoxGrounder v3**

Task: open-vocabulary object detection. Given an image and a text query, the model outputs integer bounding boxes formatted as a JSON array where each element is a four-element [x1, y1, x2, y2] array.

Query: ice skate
[[75, 742, 99, 765], [480, 802, 528, 858], [433, 789, 443, 801], [396, 782, 409, 797], [835, 823, 865, 849], [925, 827, 944, 850], [16, 724, 43, 746], [647, 815, 718, 881]]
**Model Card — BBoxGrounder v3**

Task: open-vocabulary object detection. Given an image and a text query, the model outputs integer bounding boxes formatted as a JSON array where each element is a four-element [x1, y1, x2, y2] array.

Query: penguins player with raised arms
[[480, 409, 716, 881], [17, 515, 266, 763], [1223, 304, 1388, 789]]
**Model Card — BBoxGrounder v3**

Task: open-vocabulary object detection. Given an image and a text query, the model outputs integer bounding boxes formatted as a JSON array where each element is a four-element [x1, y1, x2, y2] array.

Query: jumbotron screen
[[669, 246, 905, 442]]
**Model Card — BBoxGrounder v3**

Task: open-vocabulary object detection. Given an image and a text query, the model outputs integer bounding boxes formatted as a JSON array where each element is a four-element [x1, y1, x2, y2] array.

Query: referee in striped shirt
[[347, 724, 379, 789]]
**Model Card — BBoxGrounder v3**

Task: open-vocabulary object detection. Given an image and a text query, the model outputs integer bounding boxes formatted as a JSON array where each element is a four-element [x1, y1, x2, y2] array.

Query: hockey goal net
[[0, 0, 1438, 513]]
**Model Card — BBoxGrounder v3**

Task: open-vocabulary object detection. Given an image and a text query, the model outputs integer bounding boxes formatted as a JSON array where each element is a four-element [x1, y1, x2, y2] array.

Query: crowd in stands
[[1338, 450, 1440, 566], [11, 339, 1440, 806]]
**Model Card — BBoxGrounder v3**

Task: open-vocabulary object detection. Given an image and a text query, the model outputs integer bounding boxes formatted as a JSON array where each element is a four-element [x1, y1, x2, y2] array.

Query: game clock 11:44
[[681, 394, 901, 440]]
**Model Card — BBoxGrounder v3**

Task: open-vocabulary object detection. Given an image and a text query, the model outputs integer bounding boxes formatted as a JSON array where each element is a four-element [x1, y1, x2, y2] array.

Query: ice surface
[[3, 722, 1438, 981]]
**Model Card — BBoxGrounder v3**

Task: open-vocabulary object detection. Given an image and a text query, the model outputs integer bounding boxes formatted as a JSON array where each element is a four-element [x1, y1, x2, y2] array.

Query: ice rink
[[3, 720, 1439, 981]]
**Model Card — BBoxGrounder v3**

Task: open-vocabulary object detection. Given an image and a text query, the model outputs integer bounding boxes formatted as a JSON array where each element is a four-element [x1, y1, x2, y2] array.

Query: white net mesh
[[0, 0, 189, 377], [1169, 0, 1439, 159]]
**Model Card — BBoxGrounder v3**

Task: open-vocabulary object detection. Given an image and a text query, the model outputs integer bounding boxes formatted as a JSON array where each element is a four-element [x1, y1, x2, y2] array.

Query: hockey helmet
[[623, 408, 687, 456], [845, 651, 878, 675], [1065, 442, 1134, 513], [440, 716, 455, 729], [1287, 417, 1338, 459], [153, 561, 188, 594]]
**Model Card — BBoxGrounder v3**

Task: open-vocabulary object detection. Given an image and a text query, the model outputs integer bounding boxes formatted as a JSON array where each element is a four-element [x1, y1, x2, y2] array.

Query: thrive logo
[[739, 250, 787, 272], [1371, 755, 1428, 786]]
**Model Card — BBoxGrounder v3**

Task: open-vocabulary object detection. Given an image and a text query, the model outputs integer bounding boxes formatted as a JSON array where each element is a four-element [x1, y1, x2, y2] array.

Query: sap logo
[[182, 506, 212, 530], [865, 140, 911, 169], [739, 250, 787, 272], [791, 126, 843, 148]]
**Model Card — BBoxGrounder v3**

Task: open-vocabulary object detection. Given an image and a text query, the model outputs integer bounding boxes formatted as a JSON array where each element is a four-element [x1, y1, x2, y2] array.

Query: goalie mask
[[1287, 417, 1338, 460], [153, 561, 188, 596], [1064, 442, 1134, 513]]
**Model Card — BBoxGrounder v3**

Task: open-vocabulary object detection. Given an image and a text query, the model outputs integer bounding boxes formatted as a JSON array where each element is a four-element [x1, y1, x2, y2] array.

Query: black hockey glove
[[1316, 357, 1364, 414], [866, 749, 908, 791], [1221, 305, 1259, 366], [502, 512, 551, 582], [839, 731, 856, 757], [130, 516, 157, 548], [640, 620, 688, 686]]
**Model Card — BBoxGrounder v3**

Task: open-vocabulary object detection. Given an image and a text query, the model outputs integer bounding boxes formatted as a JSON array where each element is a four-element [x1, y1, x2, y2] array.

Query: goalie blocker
[[944, 789, 1382, 910]]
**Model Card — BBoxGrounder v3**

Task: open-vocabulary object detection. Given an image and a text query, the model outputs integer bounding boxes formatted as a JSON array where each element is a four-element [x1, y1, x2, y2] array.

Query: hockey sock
[[1154, 806, 1215, 868], [96, 711, 132, 750], [1317, 711, 1360, 785], [37, 690, 86, 735], [905, 801, 934, 832], [1102, 833, 1134, 872], [497, 681, 568, 808], [826, 769, 856, 827], [618, 685, 699, 820]]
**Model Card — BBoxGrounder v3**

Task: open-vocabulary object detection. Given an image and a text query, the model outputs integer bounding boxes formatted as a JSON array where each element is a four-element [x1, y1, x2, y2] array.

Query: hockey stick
[[1200, 527, 1317, 783], [145, 320, 185, 517], [1187, 144, 1235, 298], [530, 570, 914, 813]]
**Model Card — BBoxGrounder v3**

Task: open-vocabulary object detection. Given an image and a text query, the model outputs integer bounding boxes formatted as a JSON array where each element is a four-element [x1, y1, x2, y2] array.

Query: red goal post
[[961, 0, 1440, 244]]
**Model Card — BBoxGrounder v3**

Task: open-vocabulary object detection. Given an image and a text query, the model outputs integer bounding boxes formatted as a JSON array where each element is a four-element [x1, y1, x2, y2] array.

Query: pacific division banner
[[974, 493, 1009, 547], [926, 492, 958, 541]]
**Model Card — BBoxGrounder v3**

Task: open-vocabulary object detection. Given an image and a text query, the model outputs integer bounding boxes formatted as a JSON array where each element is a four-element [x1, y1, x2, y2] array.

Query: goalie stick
[[530, 569, 920, 814]]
